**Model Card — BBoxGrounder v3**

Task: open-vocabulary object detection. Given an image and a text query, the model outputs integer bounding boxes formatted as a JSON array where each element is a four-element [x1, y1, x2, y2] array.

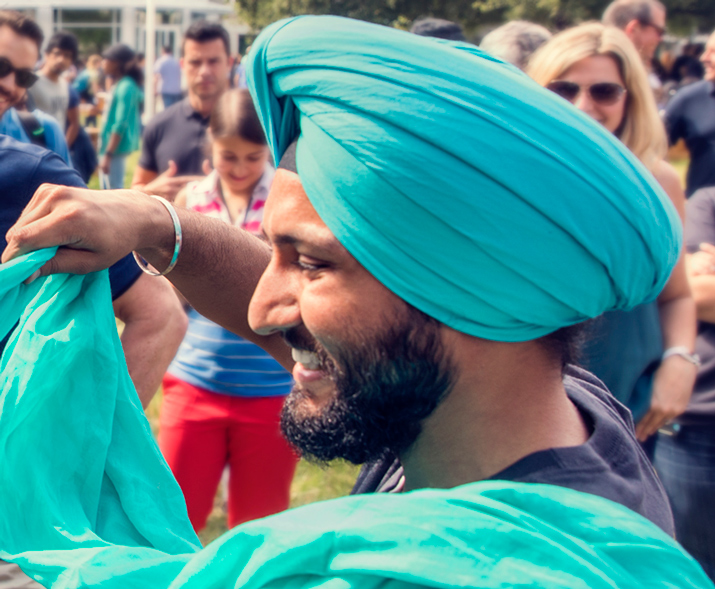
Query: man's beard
[[280, 307, 456, 465]]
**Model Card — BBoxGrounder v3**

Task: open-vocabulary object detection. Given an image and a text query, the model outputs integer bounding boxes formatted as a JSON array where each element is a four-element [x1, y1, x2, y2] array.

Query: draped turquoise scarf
[[246, 15, 681, 341]]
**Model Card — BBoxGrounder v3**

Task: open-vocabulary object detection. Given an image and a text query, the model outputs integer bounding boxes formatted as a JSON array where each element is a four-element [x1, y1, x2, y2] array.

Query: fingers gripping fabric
[[246, 15, 682, 341]]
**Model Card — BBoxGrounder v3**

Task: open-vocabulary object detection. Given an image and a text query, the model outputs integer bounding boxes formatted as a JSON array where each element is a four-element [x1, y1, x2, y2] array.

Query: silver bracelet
[[132, 195, 183, 277], [662, 346, 701, 367]]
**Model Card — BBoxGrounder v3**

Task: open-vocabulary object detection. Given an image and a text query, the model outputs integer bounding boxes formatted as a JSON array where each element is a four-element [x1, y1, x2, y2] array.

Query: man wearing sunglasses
[[603, 0, 666, 90], [0, 13, 71, 163]]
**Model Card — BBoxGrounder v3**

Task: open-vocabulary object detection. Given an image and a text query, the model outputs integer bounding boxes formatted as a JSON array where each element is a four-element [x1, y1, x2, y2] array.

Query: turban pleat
[[247, 16, 681, 341]]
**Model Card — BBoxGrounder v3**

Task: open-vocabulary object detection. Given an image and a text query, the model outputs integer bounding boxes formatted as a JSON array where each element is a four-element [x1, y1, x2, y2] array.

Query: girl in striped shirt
[[162, 89, 297, 532]]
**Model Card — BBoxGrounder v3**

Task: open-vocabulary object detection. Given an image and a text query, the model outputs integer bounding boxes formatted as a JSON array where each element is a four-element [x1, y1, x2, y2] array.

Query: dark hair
[[539, 320, 592, 370], [602, 0, 664, 29], [182, 20, 230, 57], [208, 88, 266, 145], [0, 10, 43, 52], [410, 17, 466, 41], [162, 45, 172, 53], [46, 30, 79, 62]]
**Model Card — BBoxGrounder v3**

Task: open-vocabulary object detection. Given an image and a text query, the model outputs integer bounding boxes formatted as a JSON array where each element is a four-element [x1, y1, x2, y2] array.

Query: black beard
[[280, 308, 456, 465]]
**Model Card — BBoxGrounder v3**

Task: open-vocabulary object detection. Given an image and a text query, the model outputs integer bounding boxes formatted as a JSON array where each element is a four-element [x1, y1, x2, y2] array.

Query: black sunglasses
[[0, 57, 39, 89], [546, 80, 627, 106]]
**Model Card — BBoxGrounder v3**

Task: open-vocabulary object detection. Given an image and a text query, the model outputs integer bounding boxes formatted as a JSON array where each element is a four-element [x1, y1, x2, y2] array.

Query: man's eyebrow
[[266, 231, 342, 253]]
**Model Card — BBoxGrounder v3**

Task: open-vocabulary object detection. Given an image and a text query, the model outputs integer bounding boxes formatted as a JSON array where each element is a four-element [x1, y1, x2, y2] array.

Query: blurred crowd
[[2, 0, 715, 585]]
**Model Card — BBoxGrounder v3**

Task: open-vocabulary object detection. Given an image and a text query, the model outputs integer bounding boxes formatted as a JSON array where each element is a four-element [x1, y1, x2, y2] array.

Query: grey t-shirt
[[681, 187, 715, 425], [28, 74, 69, 131], [352, 365, 675, 535]]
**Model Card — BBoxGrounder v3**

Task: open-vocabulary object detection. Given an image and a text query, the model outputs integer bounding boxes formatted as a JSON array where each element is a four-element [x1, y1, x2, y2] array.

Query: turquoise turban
[[246, 16, 681, 341]]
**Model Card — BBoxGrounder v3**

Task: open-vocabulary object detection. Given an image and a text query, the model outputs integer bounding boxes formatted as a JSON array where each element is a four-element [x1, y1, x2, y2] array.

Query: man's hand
[[635, 355, 697, 441], [687, 243, 715, 277], [138, 160, 204, 201], [2, 183, 173, 278]]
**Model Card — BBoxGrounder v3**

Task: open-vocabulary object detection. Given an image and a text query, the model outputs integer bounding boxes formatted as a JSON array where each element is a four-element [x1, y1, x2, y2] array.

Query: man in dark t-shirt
[[664, 31, 715, 196], [131, 21, 233, 201], [654, 186, 715, 578]]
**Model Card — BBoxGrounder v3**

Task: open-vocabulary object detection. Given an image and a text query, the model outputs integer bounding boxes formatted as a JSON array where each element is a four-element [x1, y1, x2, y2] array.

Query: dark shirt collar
[[180, 97, 210, 122]]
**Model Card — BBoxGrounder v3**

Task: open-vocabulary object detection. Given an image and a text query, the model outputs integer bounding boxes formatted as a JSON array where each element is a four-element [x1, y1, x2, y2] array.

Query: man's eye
[[294, 257, 327, 272]]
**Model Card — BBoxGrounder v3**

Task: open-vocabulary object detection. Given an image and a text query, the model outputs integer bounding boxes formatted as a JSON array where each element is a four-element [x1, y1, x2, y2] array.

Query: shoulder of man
[[667, 80, 712, 112], [144, 100, 186, 133], [0, 135, 84, 190]]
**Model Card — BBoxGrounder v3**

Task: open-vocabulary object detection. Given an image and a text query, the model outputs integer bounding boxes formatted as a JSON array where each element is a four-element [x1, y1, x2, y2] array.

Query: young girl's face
[[212, 136, 270, 194]]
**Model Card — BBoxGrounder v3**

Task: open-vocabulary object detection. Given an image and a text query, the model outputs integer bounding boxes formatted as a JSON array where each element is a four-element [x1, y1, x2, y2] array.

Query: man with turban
[[1, 14, 712, 589]]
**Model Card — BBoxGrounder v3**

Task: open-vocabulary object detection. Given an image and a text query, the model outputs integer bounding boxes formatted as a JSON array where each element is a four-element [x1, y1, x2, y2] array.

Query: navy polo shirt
[[0, 134, 141, 299], [665, 80, 715, 196], [138, 97, 209, 176]]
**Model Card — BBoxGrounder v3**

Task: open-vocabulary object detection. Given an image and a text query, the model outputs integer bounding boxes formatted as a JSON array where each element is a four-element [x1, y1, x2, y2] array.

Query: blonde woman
[[528, 23, 696, 445]]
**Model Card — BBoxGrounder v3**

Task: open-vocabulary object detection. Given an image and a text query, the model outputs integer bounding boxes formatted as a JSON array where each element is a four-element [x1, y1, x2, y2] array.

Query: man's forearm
[[1, 186, 292, 370], [136, 203, 293, 369]]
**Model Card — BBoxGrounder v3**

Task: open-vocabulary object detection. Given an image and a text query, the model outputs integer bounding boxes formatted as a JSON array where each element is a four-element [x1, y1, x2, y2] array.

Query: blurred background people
[[480, 20, 552, 70], [154, 45, 182, 109], [602, 0, 666, 94], [529, 22, 696, 448], [73, 54, 102, 127], [27, 30, 80, 149], [99, 43, 143, 189], [132, 21, 232, 201], [653, 187, 715, 580], [664, 30, 715, 197], [161, 89, 296, 532]]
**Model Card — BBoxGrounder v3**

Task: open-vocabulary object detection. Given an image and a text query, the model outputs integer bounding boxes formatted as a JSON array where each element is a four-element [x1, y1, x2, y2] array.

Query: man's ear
[[623, 19, 641, 37]]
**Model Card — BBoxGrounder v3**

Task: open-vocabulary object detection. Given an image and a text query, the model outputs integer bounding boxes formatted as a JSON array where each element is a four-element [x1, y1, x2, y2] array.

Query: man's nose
[[248, 260, 301, 336]]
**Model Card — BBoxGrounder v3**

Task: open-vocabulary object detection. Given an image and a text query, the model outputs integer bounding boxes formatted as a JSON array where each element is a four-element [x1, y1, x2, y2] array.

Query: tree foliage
[[234, 0, 715, 37]]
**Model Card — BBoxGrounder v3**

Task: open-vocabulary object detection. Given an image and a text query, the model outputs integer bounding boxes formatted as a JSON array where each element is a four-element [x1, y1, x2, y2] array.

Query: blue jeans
[[653, 424, 715, 581], [108, 153, 127, 189], [162, 93, 183, 108]]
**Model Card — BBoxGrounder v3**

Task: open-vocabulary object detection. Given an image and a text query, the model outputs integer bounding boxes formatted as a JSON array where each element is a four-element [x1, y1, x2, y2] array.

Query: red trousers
[[160, 374, 298, 531]]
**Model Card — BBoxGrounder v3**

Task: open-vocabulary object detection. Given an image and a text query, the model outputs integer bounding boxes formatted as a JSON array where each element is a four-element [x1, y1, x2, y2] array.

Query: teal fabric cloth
[[0, 250, 713, 587], [246, 15, 682, 341]]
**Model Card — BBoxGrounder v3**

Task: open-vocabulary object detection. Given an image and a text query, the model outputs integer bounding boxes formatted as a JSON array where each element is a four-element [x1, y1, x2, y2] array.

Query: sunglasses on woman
[[546, 81, 626, 106], [0, 57, 39, 89]]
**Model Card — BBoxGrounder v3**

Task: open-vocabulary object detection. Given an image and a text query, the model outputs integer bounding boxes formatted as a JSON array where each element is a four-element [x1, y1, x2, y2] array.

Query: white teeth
[[291, 348, 322, 370]]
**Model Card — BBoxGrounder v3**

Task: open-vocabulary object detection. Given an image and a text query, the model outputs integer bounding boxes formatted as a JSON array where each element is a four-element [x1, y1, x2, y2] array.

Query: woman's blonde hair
[[527, 22, 666, 170]]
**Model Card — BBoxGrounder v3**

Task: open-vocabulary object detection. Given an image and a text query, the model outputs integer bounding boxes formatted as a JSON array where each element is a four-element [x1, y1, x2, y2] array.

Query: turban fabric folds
[[246, 16, 681, 341]]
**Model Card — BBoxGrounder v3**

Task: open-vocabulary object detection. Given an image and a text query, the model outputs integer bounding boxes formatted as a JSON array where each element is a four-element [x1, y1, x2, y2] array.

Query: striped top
[[168, 168, 293, 397]]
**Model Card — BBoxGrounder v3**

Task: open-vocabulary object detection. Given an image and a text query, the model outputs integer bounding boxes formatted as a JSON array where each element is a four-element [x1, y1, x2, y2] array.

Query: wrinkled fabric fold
[[246, 15, 682, 340]]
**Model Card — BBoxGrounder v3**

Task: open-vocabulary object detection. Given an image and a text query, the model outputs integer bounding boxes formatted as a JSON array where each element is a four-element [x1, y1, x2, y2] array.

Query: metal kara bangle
[[662, 346, 701, 368], [132, 195, 183, 276]]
